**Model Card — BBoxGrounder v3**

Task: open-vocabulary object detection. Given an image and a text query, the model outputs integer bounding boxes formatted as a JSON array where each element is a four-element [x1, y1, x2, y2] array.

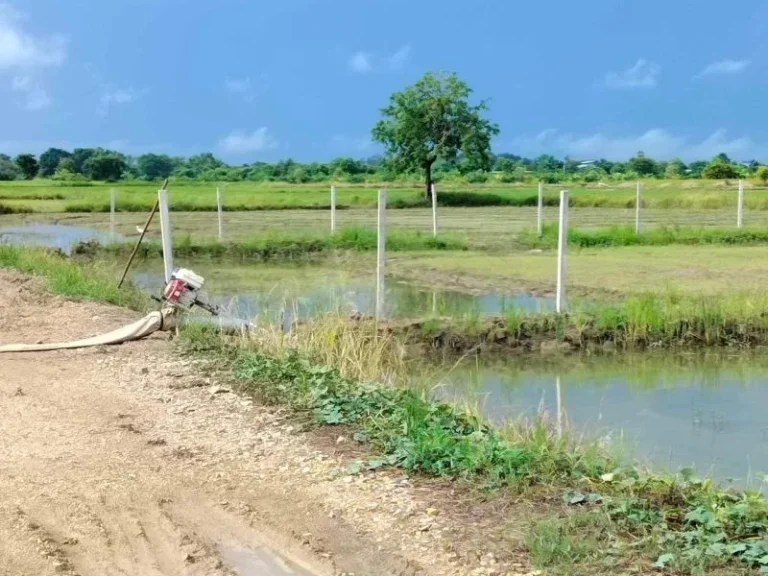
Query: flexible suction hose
[[0, 309, 177, 353]]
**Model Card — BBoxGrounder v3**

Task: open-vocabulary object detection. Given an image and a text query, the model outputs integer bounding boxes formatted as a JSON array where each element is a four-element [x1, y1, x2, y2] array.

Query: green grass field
[[0, 178, 766, 213]]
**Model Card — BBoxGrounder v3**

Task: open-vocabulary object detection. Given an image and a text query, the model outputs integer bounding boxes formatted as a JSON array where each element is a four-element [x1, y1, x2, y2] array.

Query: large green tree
[[372, 72, 499, 199], [39, 148, 71, 177], [14, 154, 39, 180], [137, 153, 176, 180], [82, 153, 127, 181]]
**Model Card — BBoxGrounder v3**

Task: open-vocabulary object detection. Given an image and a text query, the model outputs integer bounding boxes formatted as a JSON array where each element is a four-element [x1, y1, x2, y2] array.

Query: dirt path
[[0, 270, 532, 576]]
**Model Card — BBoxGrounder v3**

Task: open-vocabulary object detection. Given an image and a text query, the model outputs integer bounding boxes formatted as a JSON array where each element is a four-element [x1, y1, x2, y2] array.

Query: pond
[[438, 354, 768, 485]]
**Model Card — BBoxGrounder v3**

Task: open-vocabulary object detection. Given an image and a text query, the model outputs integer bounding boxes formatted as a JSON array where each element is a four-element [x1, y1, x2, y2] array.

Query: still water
[[440, 355, 768, 484]]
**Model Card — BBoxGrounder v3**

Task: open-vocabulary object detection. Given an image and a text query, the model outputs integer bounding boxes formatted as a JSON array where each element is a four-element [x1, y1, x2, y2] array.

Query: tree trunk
[[425, 162, 433, 201]]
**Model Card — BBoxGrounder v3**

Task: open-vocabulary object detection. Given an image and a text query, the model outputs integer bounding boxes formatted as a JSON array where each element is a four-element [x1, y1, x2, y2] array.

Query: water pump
[[154, 268, 219, 315]]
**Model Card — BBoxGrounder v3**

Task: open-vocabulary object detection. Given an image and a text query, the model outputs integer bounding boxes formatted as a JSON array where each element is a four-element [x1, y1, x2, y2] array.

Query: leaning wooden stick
[[117, 178, 169, 289]]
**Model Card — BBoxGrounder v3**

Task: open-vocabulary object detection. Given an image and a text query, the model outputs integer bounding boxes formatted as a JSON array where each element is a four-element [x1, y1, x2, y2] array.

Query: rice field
[[1, 178, 767, 213]]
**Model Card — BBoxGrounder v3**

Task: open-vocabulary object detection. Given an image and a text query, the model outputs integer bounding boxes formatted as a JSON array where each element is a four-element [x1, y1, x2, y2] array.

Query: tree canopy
[[14, 154, 39, 180], [372, 72, 499, 198]]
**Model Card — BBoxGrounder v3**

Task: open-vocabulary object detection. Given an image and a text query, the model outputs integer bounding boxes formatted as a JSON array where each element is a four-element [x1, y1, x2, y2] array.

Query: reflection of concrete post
[[376, 189, 387, 320], [556, 376, 563, 439]]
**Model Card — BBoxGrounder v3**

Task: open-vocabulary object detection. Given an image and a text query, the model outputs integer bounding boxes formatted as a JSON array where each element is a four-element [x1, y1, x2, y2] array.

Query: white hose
[[0, 309, 176, 353]]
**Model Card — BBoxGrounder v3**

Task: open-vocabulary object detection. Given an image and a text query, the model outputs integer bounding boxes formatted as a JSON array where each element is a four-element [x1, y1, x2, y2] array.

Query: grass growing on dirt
[[0, 245, 147, 310], [180, 323, 768, 575], [79, 227, 468, 261], [522, 224, 768, 249], [411, 291, 768, 351]]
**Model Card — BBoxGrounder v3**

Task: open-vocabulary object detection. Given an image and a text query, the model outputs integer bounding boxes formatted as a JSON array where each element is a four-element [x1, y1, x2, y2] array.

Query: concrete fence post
[[109, 188, 117, 239], [376, 189, 387, 320], [158, 189, 174, 283], [738, 179, 745, 229], [537, 181, 544, 236], [216, 187, 224, 241], [431, 183, 438, 237], [556, 190, 569, 313], [635, 181, 643, 234], [331, 185, 337, 234]]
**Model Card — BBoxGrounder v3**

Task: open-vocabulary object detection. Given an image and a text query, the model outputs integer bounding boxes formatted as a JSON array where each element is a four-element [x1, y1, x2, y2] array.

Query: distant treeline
[[1, 147, 766, 185]]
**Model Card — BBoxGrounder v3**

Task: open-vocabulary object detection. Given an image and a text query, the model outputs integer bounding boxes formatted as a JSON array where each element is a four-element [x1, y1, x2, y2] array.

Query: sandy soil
[[0, 270, 533, 576]]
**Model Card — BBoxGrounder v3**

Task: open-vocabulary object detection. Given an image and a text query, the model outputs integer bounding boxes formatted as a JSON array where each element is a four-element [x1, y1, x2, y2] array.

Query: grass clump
[[521, 224, 768, 249], [0, 245, 147, 310]]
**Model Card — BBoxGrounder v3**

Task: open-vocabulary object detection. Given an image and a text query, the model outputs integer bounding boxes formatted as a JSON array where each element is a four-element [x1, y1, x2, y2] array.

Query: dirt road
[[0, 270, 530, 576]]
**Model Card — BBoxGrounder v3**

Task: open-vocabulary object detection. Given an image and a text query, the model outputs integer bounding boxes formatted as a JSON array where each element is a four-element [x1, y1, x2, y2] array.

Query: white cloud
[[508, 128, 766, 161], [388, 45, 411, 70], [349, 51, 373, 73], [695, 59, 750, 78], [99, 86, 146, 114], [605, 58, 660, 89], [10, 74, 51, 110], [224, 75, 268, 103], [218, 128, 278, 155], [330, 134, 374, 152], [0, 3, 66, 69]]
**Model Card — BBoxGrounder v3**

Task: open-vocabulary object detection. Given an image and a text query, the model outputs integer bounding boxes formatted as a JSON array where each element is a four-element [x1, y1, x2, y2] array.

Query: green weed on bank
[[0, 245, 147, 310], [521, 224, 768, 249], [79, 227, 468, 261], [181, 324, 768, 575]]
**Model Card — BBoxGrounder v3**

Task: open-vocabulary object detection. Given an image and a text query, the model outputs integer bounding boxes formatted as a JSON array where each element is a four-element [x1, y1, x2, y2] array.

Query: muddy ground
[[0, 270, 534, 576]]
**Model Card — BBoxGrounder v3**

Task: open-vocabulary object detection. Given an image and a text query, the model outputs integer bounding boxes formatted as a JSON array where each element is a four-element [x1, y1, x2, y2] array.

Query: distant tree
[[755, 166, 768, 186], [688, 161, 707, 178], [14, 154, 39, 179], [372, 72, 499, 199], [185, 153, 225, 177], [715, 152, 731, 164], [82, 153, 127, 181], [56, 157, 76, 174], [71, 148, 100, 175], [628, 152, 657, 176], [703, 157, 739, 179], [137, 153, 176, 180], [39, 148, 71, 177], [665, 158, 687, 179], [0, 157, 21, 181]]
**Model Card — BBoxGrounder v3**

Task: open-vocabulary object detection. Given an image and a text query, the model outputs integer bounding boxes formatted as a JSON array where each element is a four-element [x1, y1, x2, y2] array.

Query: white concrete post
[[556, 190, 569, 314], [331, 185, 337, 234], [537, 181, 544, 236], [556, 376, 563, 439], [216, 187, 224, 241], [431, 183, 438, 237], [738, 179, 745, 229], [109, 188, 116, 239], [158, 189, 174, 283], [635, 181, 642, 234], [376, 189, 387, 320]]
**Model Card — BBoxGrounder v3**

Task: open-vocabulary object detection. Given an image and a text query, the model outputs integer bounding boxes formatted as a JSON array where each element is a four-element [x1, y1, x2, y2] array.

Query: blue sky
[[1, 0, 766, 163]]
